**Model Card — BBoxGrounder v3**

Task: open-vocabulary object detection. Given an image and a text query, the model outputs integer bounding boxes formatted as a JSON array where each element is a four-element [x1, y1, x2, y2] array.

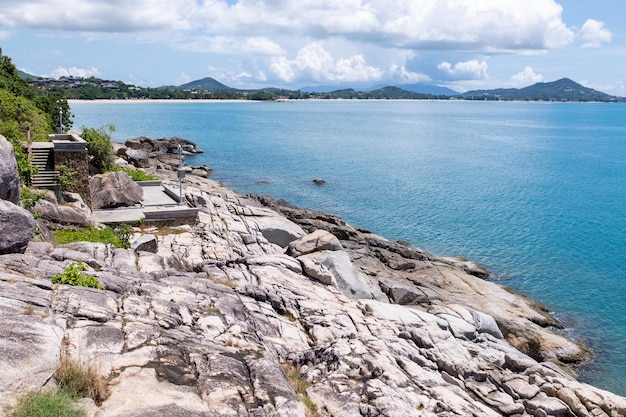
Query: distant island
[[22, 71, 623, 102]]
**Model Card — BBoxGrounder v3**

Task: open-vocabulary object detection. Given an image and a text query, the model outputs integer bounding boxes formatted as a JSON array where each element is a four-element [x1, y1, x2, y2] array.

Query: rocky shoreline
[[1, 136, 626, 416]]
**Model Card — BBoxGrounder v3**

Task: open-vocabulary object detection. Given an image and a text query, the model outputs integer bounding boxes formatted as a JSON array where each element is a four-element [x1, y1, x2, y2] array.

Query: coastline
[[2, 159, 626, 414]]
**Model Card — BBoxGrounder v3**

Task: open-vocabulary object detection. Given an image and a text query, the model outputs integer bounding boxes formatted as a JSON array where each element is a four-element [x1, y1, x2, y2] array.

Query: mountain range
[[20, 70, 623, 102]]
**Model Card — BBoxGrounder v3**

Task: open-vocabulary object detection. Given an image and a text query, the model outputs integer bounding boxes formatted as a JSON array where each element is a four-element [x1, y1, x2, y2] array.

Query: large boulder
[[0, 134, 20, 204], [90, 171, 144, 209], [0, 200, 36, 254]]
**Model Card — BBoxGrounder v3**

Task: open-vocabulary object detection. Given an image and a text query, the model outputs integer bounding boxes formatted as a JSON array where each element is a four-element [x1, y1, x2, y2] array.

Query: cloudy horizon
[[0, 1, 622, 94]]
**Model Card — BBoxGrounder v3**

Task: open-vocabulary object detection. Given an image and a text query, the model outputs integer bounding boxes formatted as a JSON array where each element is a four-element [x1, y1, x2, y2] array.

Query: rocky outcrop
[[90, 171, 144, 209], [30, 190, 92, 229], [1, 174, 625, 416], [0, 200, 36, 254], [0, 134, 20, 205], [116, 136, 212, 177]]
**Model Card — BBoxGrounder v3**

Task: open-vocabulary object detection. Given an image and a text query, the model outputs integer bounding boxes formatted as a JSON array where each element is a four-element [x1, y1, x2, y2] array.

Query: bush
[[10, 390, 84, 417], [81, 125, 115, 172], [52, 262, 104, 290], [113, 224, 133, 249]]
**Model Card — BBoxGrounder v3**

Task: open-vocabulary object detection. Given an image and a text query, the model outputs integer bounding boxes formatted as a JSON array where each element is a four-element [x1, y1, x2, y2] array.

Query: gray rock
[[123, 148, 151, 168], [0, 316, 64, 413], [0, 135, 20, 204], [305, 250, 373, 299], [0, 200, 36, 254], [90, 171, 144, 209], [248, 208, 305, 248], [132, 234, 158, 253], [287, 229, 343, 257], [32, 199, 90, 227]]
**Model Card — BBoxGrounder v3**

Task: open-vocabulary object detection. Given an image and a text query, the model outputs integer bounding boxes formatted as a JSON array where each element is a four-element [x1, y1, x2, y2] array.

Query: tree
[[81, 125, 116, 172]]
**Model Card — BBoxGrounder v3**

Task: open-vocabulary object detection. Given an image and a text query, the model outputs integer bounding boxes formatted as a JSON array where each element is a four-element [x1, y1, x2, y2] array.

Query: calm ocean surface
[[71, 99, 626, 395]]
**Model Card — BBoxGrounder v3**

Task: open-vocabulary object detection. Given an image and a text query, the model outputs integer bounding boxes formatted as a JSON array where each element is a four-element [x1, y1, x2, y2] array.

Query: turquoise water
[[71, 100, 626, 395]]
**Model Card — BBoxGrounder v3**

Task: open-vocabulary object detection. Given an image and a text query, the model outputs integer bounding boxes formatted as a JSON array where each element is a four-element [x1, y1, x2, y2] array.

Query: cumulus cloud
[[0, 0, 575, 53], [49, 66, 100, 79], [269, 42, 382, 84], [579, 19, 612, 48], [510, 66, 544, 86], [438, 59, 489, 79]]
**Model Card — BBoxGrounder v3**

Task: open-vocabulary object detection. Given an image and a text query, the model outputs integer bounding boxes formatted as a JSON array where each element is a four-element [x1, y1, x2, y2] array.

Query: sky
[[0, 0, 624, 94]]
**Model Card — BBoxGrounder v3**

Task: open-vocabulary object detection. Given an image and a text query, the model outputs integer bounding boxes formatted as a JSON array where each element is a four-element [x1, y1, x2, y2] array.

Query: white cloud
[[438, 59, 488, 79], [0, 30, 12, 40], [510, 66, 543, 87], [388, 64, 431, 84], [49, 66, 100, 79], [270, 42, 382, 84], [579, 19, 612, 48], [0, 0, 575, 53], [176, 72, 191, 85]]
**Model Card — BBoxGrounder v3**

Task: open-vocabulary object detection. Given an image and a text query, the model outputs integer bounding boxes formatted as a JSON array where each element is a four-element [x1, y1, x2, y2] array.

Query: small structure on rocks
[[29, 132, 91, 207]]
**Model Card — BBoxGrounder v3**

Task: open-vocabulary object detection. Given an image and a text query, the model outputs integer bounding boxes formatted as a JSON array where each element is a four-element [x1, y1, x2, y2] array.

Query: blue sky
[[0, 0, 623, 94]]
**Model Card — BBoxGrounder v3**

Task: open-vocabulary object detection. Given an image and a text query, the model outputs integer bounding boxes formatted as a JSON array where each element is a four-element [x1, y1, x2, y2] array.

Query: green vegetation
[[1, 49, 73, 184], [113, 224, 133, 249], [52, 262, 104, 290], [20, 187, 46, 209], [115, 166, 160, 181], [54, 225, 133, 248], [81, 125, 115, 172], [57, 164, 78, 190], [10, 390, 84, 417], [10, 355, 108, 417], [52, 225, 134, 249]]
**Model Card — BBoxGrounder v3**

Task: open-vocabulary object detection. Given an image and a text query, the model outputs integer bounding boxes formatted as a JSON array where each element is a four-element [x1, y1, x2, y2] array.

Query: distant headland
[[21, 69, 623, 102]]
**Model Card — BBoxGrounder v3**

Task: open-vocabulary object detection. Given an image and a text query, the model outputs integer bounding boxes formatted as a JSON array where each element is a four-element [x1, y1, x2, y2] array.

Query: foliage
[[1, 48, 71, 134], [55, 354, 108, 404], [113, 223, 133, 249], [56, 164, 78, 189], [81, 125, 115, 172], [10, 390, 84, 417], [20, 187, 46, 209], [53, 226, 124, 248], [52, 262, 104, 290]]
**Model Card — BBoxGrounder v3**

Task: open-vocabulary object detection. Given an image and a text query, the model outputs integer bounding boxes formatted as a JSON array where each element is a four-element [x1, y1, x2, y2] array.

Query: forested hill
[[461, 78, 620, 102]]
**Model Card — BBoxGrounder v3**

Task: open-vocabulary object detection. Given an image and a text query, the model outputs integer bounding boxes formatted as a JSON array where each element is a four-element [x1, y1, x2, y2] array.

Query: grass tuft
[[55, 355, 108, 404], [282, 363, 322, 417]]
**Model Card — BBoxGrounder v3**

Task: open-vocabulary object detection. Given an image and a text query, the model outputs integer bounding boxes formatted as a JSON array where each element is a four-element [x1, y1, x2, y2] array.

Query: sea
[[70, 99, 626, 396]]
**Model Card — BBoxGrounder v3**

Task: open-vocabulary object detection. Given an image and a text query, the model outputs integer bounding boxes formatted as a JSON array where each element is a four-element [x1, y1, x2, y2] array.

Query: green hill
[[462, 78, 619, 102], [177, 77, 235, 91]]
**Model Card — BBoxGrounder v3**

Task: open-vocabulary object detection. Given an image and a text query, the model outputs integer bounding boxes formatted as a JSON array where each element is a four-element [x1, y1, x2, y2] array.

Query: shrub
[[52, 262, 104, 290], [10, 390, 84, 417], [113, 224, 134, 249], [81, 125, 115, 172], [53, 226, 123, 248]]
